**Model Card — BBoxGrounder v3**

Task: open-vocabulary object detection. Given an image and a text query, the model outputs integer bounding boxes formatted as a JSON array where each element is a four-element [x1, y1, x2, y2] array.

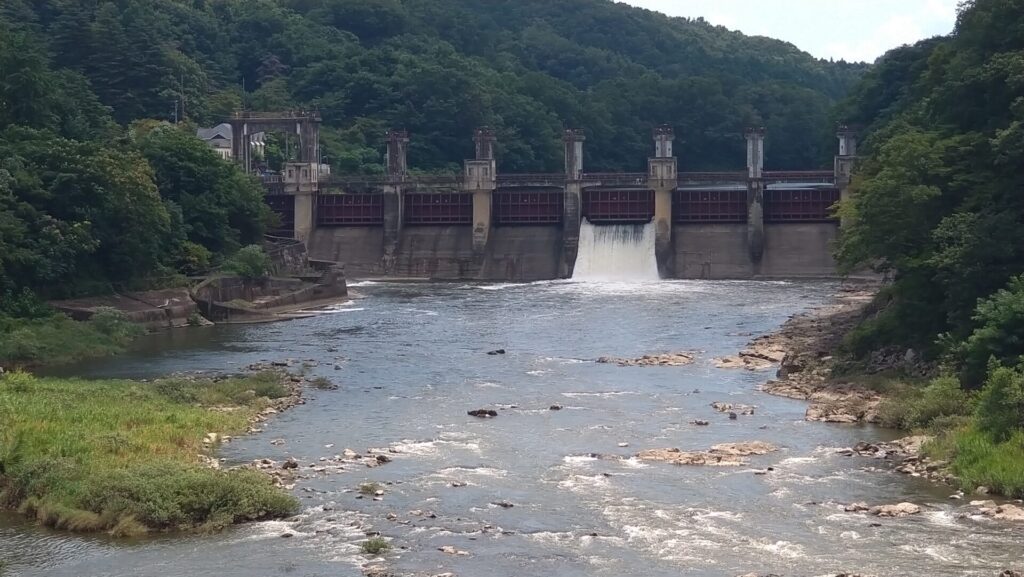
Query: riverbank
[[0, 370, 302, 536], [749, 283, 1024, 502]]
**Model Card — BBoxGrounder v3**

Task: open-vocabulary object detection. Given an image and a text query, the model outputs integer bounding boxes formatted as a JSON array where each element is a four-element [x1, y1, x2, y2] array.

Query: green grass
[[361, 537, 390, 555], [925, 428, 1024, 498], [0, 310, 144, 369], [0, 371, 299, 536]]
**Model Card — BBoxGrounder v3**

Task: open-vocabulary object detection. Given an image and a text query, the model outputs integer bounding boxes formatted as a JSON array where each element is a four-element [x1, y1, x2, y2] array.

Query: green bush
[[875, 375, 972, 430], [974, 363, 1024, 443], [176, 241, 213, 276], [361, 537, 390, 555], [959, 276, 1024, 387], [225, 245, 271, 282], [0, 312, 143, 368]]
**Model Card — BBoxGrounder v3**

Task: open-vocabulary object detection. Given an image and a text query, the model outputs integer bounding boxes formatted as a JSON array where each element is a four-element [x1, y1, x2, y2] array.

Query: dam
[[234, 111, 859, 280]]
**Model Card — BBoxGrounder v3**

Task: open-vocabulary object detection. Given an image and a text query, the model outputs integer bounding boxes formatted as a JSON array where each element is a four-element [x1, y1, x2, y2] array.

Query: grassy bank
[[0, 309, 144, 369], [0, 371, 299, 535], [867, 367, 1024, 498]]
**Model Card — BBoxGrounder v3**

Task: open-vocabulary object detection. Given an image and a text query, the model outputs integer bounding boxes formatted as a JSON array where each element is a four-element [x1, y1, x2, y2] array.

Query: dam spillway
[[572, 221, 660, 282]]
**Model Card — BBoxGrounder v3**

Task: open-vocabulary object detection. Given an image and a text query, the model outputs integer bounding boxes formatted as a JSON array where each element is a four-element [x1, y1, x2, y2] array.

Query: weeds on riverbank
[[0, 371, 299, 535], [0, 308, 143, 369]]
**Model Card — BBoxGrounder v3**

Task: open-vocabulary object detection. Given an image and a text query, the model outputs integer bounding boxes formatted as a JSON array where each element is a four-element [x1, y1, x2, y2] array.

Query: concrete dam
[[234, 111, 859, 280]]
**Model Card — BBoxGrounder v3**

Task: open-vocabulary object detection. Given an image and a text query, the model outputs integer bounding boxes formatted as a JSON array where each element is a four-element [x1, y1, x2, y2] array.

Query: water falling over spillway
[[572, 220, 660, 281]]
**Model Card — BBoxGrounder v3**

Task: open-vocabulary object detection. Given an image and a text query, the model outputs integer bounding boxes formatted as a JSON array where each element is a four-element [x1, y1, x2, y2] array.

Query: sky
[[621, 0, 960, 62]]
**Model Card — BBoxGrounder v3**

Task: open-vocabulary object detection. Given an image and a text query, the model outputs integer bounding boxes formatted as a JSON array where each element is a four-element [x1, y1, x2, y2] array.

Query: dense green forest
[[836, 0, 1024, 494], [1, 0, 864, 174]]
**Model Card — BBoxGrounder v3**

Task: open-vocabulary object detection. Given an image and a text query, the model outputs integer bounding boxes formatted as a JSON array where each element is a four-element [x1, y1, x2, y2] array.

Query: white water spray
[[572, 220, 660, 281]]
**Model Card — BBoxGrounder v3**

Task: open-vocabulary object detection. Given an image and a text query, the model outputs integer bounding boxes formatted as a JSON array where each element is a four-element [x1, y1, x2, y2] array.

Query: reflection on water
[[6, 280, 1023, 577]]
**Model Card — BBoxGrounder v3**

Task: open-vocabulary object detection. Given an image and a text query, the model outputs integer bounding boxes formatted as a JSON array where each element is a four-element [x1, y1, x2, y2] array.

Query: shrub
[[176, 241, 213, 276], [88, 307, 144, 342], [361, 537, 390, 555], [974, 363, 1024, 443], [875, 375, 972, 430], [958, 275, 1024, 387], [225, 245, 271, 281]]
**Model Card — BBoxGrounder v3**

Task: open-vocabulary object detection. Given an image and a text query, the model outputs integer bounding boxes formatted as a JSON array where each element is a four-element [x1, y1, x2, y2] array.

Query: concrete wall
[[673, 224, 753, 279], [760, 223, 839, 277], [672, 222, 839, 278], [308, 221, 838, 281], [392, 225, 476, 279], [308, 227, 386, 278], [480, 226, 563, 281]]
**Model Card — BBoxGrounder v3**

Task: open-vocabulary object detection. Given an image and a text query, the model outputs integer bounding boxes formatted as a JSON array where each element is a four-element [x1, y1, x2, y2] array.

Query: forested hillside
[[2, 0, 863, 174], [834, 0, 1024, 494]]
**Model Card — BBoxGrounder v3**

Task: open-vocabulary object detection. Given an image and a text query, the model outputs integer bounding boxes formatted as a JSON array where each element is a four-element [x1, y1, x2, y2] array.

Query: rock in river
[[638, 441, 776, 467], [868, 502, 921, 517], [468, 409, 498, 418], [597, 352, 695, 367]]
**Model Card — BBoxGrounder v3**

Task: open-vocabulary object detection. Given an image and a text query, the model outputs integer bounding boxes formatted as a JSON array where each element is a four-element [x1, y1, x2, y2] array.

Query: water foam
[[572, 221, 659, 281]]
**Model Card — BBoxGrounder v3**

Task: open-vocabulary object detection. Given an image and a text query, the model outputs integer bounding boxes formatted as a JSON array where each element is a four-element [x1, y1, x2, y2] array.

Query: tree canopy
[[836, 0, 1024, 385]]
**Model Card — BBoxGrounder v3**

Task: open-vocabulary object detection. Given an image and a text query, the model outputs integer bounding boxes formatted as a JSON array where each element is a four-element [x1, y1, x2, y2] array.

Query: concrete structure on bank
[[241, 111, 857, 280]]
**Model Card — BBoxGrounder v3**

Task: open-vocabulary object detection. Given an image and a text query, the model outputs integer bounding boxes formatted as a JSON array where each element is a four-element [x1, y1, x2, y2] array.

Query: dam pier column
[[382, 130, 409, 272], [835, 126, 858, 228], [649, 125, 677, 277], [466, 128, 498, 261], [745, 128, 766, 264], [282, 162, 318, 242], [561, 129, 585, 277]]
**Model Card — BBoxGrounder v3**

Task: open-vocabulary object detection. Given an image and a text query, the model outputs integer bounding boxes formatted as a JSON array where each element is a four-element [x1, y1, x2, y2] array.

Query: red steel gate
[[674, 189, 747, 223], [404, 192, 473, 225], [317, 194, 384, 226], [493, 189, 563, 225], [582, 188, 654, 224], [764, 188, 840, 222]]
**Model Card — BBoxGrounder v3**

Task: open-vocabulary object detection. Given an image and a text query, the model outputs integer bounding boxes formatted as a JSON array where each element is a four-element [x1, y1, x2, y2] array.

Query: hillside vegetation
[[834, 0, 1024, 494]]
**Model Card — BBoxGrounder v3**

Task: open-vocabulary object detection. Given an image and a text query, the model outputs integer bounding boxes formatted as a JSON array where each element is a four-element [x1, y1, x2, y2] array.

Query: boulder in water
[[597, 352, 695, 367], [868, 502, 921, 517], [467, 409, 498, 418], [486, 349, 506, 355]]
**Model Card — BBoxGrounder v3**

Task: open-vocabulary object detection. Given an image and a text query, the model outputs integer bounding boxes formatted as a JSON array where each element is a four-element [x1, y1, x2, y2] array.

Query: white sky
[[621, 0, 960, 62]]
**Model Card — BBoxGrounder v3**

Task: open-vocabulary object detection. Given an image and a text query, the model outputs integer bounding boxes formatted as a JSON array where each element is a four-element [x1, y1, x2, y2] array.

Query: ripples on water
[[7, 280, 1024, 577]]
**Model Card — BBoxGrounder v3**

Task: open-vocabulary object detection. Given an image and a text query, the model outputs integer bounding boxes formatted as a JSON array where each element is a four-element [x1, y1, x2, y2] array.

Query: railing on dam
[[763, 171, 835, 185], [404, 192, 473, 225], [493, 189, 564, 225], [317, 193, 384, 226], [764, 188, 841, 222], [674, 189, 747, 223], [582, 173, 649, 187]]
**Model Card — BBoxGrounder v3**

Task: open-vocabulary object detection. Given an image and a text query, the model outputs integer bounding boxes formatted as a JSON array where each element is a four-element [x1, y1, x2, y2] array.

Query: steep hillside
[[2, 0, 865, 173]]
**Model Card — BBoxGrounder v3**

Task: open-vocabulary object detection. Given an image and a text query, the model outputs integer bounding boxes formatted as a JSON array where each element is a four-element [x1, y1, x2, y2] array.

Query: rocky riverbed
[[7, 280, 1024, 577]]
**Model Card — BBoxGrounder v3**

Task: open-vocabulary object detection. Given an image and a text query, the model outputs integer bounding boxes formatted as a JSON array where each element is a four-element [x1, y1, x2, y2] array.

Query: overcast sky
[[621, 0, 960, 62]]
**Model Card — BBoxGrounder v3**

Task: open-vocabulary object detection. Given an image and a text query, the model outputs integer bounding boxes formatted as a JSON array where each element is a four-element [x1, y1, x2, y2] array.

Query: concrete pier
[[467, 128, 497, 260], [382, 130, 409, 272], [745, 128, 766, 264], [649, 126, 677, 277], [562, 129, 585, 277]]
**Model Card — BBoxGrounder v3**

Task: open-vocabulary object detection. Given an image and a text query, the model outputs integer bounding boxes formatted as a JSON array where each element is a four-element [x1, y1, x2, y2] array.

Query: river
[[2, 279, 1022, 576]]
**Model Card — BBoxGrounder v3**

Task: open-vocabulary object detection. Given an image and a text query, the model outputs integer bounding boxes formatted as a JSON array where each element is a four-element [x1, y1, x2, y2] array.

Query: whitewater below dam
[[3, 280, 1023, 577]]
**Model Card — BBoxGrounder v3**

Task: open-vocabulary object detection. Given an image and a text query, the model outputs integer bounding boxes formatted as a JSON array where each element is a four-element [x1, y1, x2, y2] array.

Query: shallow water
[[4, 280, 1022, 577]]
